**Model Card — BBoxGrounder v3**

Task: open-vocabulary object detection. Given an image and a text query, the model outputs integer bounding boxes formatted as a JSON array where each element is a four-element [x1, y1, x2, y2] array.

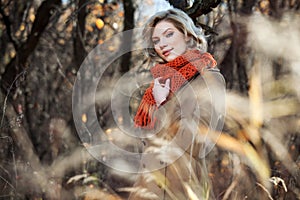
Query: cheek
[[179, 36, 187, 45], [167, 37, 177, 45], [154, 46, 161, 54]]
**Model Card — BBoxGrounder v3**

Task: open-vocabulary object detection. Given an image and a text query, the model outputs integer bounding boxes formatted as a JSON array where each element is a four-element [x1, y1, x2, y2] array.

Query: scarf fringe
[[134, 87, 157, 129]]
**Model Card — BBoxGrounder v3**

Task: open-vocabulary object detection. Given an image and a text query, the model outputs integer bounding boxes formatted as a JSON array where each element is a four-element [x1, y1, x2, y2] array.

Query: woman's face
[[152, 20, 189, 62]]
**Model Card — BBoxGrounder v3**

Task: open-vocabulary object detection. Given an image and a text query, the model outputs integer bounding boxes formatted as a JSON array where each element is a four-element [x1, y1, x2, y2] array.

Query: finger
[[154, 77, 162, 85], [165, 79, 170, 88]]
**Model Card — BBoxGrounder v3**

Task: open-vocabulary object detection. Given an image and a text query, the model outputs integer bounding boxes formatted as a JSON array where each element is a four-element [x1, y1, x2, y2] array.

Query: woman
[[130, 8, 225, 200]]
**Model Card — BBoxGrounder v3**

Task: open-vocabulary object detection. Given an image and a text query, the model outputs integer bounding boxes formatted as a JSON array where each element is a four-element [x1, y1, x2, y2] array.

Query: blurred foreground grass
[[65, 12, 300, 200]]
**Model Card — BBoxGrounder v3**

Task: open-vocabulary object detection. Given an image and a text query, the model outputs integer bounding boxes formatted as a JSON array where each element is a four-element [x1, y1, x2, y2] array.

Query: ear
[[185, 35, 192, 42]]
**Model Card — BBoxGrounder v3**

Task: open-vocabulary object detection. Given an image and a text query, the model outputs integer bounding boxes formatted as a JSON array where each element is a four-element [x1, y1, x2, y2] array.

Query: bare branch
[[0, 1, 19, 49], [1, 0, 62, 92]]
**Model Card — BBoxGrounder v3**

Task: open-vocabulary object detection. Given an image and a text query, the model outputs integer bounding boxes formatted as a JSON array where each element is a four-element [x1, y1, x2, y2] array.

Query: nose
[[159, 38, 167, 50], [159, 42, 167, 50]]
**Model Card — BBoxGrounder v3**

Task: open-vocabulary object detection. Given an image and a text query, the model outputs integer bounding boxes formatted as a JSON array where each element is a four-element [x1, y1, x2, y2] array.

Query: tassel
[[134, 87, 157, 129]]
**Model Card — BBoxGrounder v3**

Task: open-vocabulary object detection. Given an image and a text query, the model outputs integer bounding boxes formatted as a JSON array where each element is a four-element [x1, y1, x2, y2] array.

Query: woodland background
[[0, 0, 299, 199]]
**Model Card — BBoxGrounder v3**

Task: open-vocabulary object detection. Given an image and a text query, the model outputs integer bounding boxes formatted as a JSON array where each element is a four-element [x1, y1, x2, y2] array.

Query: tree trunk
[[119, 0, 135, 74], [73, 0, 87, 70]]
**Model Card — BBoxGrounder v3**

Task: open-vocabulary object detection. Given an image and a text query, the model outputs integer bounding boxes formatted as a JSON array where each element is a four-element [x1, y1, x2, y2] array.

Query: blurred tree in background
[[0, 0, 299, 199]]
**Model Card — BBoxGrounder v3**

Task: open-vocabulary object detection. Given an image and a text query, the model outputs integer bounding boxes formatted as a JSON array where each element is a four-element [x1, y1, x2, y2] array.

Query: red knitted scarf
[[134, 50, 217, 129]]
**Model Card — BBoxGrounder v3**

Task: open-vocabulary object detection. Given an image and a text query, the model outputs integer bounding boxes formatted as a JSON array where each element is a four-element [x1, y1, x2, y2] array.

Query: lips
[[162, 49, 172, 57]]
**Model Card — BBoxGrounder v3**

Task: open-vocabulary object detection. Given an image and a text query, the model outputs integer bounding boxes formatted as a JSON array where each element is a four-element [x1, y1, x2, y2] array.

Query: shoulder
[[189, 68, 225, 87]]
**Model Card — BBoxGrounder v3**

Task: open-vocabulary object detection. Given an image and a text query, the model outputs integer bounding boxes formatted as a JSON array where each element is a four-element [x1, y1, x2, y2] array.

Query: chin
[[165, 55, 177, 62]]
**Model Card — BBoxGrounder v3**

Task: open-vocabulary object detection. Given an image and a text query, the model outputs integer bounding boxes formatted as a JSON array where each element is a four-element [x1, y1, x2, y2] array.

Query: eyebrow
[[152, 28, 174, 40]]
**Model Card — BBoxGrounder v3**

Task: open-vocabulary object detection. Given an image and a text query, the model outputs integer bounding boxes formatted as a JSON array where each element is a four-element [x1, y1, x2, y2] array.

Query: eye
[[166, 32, 174, 38], [152, 39, 159, 45]]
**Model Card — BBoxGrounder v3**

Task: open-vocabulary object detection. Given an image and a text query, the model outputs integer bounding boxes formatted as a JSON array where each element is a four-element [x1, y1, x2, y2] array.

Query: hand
[[152, 77, 170, 107]]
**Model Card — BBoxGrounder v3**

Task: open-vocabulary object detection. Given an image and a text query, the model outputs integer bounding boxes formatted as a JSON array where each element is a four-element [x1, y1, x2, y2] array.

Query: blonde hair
[[142, 8, 207, 63]]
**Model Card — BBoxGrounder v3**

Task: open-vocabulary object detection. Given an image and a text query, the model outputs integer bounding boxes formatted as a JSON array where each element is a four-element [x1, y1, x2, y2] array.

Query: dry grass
[[123, 11, 300, 200]]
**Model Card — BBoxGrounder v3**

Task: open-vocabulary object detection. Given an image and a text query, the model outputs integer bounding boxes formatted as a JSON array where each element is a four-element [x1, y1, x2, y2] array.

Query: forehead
[[152, 20, 178, 37]]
